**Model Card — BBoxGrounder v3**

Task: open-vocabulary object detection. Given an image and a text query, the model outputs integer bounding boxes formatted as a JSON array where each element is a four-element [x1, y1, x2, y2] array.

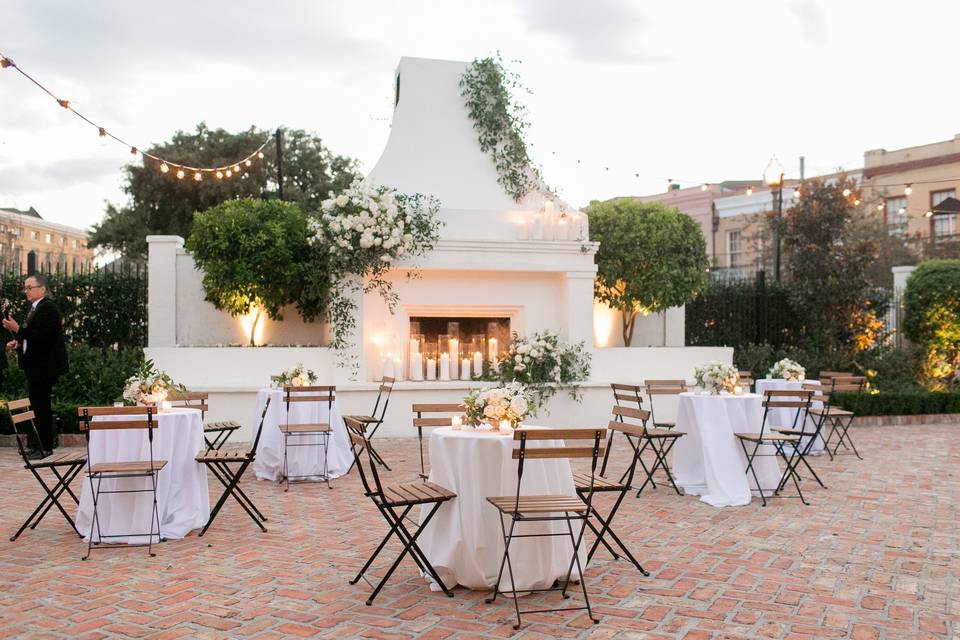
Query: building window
[[72, 239, 79, 249], [44, 233, 52, 243], [885, 196, 908, 237], [727, 230, 742, 268], [59, 236, 65, 245], [30, 231, 38, 241], [932, 189, 957, 241]]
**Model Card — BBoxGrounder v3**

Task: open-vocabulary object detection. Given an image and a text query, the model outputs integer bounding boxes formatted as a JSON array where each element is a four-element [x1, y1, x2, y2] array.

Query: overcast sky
[[1, 0, 957, 232]]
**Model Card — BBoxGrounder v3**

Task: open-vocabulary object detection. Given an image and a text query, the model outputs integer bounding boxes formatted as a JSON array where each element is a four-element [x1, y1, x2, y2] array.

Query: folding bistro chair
[[734, 389, 813, 507], [576, 407, 650, 574], [78, 406, 166, 559], [485, 427, 606, 630], [738, 371, 754, 393], [195, 397, 272, 536], [8, 399, 86, 542], [772, 382, 828, 490], [344, 417, 456, 605], [344, 376, 395, 472], [600, 383, 644, 476], [818, 375, 865, 460], [644, 379, 687, 431], [615, 405, 685, 496], [281, 385, 335, 491], [412, 403, 465, 481], [168, 391, 241, 451]]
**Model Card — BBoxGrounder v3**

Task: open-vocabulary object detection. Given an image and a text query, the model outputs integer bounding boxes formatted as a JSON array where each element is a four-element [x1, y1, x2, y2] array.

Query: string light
[[216, 170, 224, 179], [842, 188, 852, 197], [793, 188, 801, 199], [746, 187, 753, 196], [701, 184, 708, 191], [877, 203, 885, 211], [904, 184, 913, 195], [854, 199, 861, 206], [0, 49, 271, 181], [925, 210, 933, 217]]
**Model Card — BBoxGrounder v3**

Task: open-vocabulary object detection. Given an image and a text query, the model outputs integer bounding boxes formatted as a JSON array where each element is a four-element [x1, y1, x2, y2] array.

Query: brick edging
[[851, 413, 960, 427], [0, 433, 85, 448]]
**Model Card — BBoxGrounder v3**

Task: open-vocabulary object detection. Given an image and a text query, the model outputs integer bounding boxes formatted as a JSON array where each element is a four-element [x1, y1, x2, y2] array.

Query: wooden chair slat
[[85, 420, 155, 430], [413, 417, 457, 428], [513, 427, 606, 441], [412, 403, 466, 413], [7, 398, 31, 411], [11, 411, 36, 424], [77, 406, 153, 416], [607, 420, 646, 438], [512, 446, 605, 459], [612, 406, 649, 420]]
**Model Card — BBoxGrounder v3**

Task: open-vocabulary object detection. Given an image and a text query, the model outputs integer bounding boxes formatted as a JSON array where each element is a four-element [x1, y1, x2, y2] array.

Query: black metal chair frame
[[345, 376, 395, 472], [197, 397, 272, 536], [820, 376, 865, 460], [8, 399, 86, 542], [737, 390, 812, 507], [644, 380, 686, 431], [169, 391, 240, 451], [772, 383, 829, 491], [486, 428, 605, 630], [344, 417, 455, 606], [79, 406, 164, 559], [599, 383, 643, 478], [411, 403, 465, 481], [282, 385, 335, 491], [578, 410, 650, 575]]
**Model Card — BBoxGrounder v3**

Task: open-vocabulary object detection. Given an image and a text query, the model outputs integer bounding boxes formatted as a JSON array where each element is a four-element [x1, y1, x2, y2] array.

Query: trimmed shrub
[[902, 260, 960, 389], [832, 391, 960, 416]]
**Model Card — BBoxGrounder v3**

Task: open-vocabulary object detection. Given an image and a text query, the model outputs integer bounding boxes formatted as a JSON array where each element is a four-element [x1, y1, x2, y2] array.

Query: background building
[[0, 206, 94, 274]]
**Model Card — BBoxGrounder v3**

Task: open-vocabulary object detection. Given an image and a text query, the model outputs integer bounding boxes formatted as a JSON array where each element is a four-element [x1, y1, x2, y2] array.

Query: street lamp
[[764, 157, 785, 282]]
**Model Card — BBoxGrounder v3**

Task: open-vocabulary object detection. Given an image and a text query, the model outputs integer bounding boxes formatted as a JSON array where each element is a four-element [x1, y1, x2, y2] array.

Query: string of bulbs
[[0, 51, 271, 182]]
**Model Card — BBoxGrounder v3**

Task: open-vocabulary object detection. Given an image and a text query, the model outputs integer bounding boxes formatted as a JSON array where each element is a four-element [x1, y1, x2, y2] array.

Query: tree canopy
[[90, 123, 359, 258], [586, 198, 708, 345]]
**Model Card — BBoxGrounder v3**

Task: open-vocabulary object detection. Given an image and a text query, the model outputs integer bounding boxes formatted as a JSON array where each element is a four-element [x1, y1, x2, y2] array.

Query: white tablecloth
[[755, 378, 825, 454], [252, 388, 352, 482], [76, 408, 209, 543], [418, 426, 585, 591], [672, 392, 782, 507]]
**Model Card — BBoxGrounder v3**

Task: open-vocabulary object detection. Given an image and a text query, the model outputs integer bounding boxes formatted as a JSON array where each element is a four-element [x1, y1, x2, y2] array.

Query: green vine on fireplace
[[460, 54, 542, 202]]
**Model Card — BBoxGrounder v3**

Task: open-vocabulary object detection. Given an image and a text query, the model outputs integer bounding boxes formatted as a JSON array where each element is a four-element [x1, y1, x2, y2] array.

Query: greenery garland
[[460, 54, 541, 202]]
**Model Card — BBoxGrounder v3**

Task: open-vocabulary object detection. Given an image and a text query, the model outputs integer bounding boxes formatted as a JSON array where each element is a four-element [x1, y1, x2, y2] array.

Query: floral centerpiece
[[122, 360, 184, 406], [694, 361, 740, 395], [769, 358, 806, 381], [492, 330, 591, 410], [464, 382, 533, 430], [272, 363, 317, 388]]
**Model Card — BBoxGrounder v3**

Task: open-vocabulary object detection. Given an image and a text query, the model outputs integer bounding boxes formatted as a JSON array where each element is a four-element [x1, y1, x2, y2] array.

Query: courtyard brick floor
[[1, 424, 958, 639]]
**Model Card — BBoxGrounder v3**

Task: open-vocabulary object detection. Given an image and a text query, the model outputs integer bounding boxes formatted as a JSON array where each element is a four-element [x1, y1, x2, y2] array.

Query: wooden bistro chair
[[344, 376, 396, 472], [344, 417, 456, 606], [600, 383, 644, 477], [8, 398, 86, 542], [195, 397, 272, 536], [738, 371, 754, 393], [734, 389, 813, 507], [168, 391, 241, 451], [644, 379, 687, 431], [817, 375, 866, 460], [412, 403, 465, 481], [485, 427, 606, 630], [576, 407, 652, 574], [615, 405, 685, 496], [772, 382, 828, 492], [78, 406, 166, 559], [281, 385, 336, 491]]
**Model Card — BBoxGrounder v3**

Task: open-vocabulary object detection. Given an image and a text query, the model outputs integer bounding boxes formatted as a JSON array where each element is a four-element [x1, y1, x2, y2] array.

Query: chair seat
[[487, 495, 589, 514], [279, 423, 331, 434], [734, 432, 801, 443], [345, 414, 378, 424], [90, 460, 167, 474], [381, 481, 456, 506], [774, 427, 817, 436], [810, 407, 853, 417], [573, 473, 625, 492], [653, 421, 676, 429], [644, 427, 682, 439], [205, 420, 241, 433], [196, 448, 251, 463], [29, 450, 87, 468]]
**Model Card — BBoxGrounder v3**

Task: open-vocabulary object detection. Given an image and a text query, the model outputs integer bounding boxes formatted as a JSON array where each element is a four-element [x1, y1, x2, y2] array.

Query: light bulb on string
[[244, 159, 252, 167], [793, 188, 801, 199], [0, 56, 12, 69], [904, 184, 913, 196], [877, 203, 884, 211], [842, 188, 851, 197], [176, 169, 185, 180], [746, 187, 753, 196], [194, 172, 202, 182], [925, 210, 933, 218], [854, 199, 861, 206], [898, 207, 906, 214], [216, 171, 224, 179], [257, 152, 264, 159], [225, 169, 233, 178], [233, 165, 240, 173], [701, 184, 708, 191], [160, 163, 169, 174]]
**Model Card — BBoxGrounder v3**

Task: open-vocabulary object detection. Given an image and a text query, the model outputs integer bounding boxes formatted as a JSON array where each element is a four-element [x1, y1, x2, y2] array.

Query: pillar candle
[[473, 351, 483, 377], [439, 353, 450, 381], [460, 358, 471, 380], [448, 339, 459, 378], [392, 356, 403, 381], [411, 352, 424, 381], [426, 356, 437, 381], [488, 337, 498, 362], [557, 217, 569, 241], [532, 213, 543, 240], [451, 416, 462, 430], [409, 338, 420, 356], [382, 354, 394, 379]]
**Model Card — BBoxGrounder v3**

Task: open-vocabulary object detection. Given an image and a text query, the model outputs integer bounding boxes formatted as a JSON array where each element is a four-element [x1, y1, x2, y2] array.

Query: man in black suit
[[3, 274, 69, 459]]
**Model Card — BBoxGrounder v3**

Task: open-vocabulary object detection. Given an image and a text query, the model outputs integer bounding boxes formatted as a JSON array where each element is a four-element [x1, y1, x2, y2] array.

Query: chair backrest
[[412, 403, 466, 478], [610, 383, 644, 411], [370, 376, 396, 422], [644, 379, 686, 427], [760, 389, 813, 436], [167, 391, 209, 418], [7, 398, 39, 461], [248, 396, 272, 457], [512, 427, 606, 511], [819, 370, 852, 379], [77, 406, 158, 471], [345, 416, 381, 499], [829, 376, 865, 394], [284, 385, 335, 423], [605, 406, 650, 487]]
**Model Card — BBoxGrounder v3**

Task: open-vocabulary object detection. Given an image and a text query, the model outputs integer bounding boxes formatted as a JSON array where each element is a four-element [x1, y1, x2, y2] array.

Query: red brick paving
[[0, 424, 958, 639]]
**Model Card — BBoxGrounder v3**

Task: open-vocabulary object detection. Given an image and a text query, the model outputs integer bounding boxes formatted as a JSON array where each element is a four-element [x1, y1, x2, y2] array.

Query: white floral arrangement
[[464, 382, 533, 429], [122, 360, 184, 406], [493, 330, 592, 409], [769, 358, 806, 381], [694, 361, 740, 395], [272, 363, 317, 388]]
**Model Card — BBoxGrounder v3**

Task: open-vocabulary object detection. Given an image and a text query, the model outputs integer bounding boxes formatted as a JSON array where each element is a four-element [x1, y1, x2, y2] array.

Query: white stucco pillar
[[147, 235, 183, 347], [892, 265, 916, 292], [563, 271, 596, 347]]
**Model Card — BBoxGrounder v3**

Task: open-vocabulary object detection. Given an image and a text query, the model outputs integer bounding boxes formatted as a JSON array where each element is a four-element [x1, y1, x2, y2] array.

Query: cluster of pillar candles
[[515, 200, 588, 242], [379, 333, 502, 382]]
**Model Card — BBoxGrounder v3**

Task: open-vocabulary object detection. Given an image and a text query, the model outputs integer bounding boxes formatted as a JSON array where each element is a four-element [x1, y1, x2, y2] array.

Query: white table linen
[[75, 408, 209, 543], [755, 378, 825, 454], [672, 392, 782, 507], [417, 426, 586, 591], [252, 388, 352, 482]]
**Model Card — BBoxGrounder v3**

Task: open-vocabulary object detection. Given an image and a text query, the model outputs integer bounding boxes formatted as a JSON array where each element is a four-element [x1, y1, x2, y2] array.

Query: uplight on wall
[[593, 301, 618, 348], [240, 305, 266, 346]]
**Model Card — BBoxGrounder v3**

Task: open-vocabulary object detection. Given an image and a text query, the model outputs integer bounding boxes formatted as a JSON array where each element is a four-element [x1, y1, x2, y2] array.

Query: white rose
[[483, 405, 498, 418], [510, 396, 527, 416], [335, 194, 349, 207]]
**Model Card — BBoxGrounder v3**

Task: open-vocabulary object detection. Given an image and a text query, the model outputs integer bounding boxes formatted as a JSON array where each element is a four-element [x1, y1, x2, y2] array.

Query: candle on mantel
[[451, 415, 462, 430], [488, 337, 498, 363], [439, 352, 450, 381], [448, 338, 459, 378], [426, 356, 437, 381], [382, 353, 395, 379], [532, 213, 544, 240], [473, 351, 483, 377], [409, 338, 420, 357], [460, 357, 471, 380], [392, 356, 403, 381], [411, 352, 424, 381]]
